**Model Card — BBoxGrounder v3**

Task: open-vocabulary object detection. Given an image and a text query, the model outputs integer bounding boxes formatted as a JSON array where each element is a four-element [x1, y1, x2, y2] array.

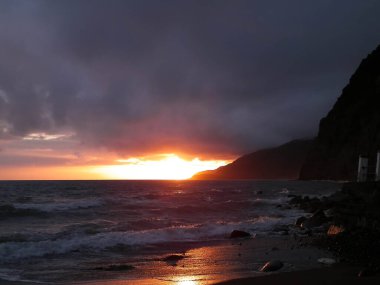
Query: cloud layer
[[1, 0, 380, 159]]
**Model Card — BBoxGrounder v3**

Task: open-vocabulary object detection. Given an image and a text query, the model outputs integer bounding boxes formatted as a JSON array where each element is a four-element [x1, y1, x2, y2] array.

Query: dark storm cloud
[[0, 0, 379, 157]]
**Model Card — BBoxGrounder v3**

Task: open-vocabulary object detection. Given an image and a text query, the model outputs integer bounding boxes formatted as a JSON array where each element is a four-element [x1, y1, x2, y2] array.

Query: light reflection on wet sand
[[77, 236, 330, 285], [78, 275, 213, 285]]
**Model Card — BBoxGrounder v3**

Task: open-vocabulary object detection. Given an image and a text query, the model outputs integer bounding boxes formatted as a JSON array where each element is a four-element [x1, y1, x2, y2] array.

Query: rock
[[229, 230, 251, 239], [324, 208, 335, 217], [317, 258, 337, 265], [273, 225, 288, 232], [289, 196, 303, 205], [301, 210, 329, 228], [288, 196, 323, 213], [260, 260, 284, 272], [295, 216, 307, 227], [305, 229, 313, 236], [302, 197, 323, 212], [327, 225, 345, 236]]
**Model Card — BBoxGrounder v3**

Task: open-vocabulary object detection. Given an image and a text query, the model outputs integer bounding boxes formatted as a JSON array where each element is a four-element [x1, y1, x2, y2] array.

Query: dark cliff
[[192, 139, 313, 180], [300, 45, 380, 180]]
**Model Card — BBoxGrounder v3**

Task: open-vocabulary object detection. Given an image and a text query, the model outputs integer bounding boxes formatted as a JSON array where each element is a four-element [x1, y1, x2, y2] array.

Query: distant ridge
[[192, 139, 313, 180], [300, 45, 380, 180]]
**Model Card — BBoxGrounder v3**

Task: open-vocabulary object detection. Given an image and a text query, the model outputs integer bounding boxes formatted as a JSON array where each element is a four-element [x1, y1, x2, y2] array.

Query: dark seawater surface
[[0, 180, 340, 283]]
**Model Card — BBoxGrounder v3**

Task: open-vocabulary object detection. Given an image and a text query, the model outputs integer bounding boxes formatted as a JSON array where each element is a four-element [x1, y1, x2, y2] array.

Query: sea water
[[0, 180, 339, 283]]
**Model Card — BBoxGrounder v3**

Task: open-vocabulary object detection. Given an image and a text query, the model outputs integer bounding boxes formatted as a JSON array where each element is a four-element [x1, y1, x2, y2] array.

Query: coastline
[[68, 181, 380, 284], [0, 235, 333, 285], [3, 181, 380, 285], [67, 235, 333, 284]]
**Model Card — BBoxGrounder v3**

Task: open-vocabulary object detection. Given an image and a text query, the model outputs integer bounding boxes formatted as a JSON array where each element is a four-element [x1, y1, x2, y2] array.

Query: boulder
[[259, 260, 284, 272], [317, 258, 337, 265], [301, 210, 329, 228], [289, 196, 303, 205], [324, 208, 335, 217], [229, 230, 251, 239], [273, 225, 288, 232], [295, 216, 307, 227]]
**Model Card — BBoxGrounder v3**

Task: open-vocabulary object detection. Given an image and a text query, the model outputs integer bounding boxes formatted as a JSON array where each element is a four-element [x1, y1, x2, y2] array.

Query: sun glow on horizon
[[91, 154, 229, 180], [177, 280, 197, 285]]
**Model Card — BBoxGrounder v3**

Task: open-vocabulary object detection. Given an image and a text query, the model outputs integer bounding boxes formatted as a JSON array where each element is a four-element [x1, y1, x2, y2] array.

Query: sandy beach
[[82, 266, 380, 285], [3, 181, 380, 285], [215, 266, 380, 285], [0, 235, 335, 285], [2, 266, 380, 285], [1, 181, 380, 285], [24, 234, 342, 285]]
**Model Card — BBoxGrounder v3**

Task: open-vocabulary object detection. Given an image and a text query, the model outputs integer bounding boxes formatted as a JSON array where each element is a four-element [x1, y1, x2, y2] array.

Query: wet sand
[[0, 236, 339, 285], [2, 266, 380, 285], [68, 266, 380, 285], [73, 235, 337, 284], [215, 265, 380, 285]]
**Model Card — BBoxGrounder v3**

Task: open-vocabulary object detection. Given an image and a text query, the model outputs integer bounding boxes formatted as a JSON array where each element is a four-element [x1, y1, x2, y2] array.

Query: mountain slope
[[300, 45, 380, 180], [192, 139, 313, 180]]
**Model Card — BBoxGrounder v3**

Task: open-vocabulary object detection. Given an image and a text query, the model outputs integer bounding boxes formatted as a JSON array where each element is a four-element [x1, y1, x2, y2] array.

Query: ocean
[[0, 180, 339, 284]]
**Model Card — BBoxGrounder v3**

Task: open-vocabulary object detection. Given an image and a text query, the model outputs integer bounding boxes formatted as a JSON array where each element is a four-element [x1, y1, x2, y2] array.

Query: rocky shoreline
[[288, 181, 380, 275]]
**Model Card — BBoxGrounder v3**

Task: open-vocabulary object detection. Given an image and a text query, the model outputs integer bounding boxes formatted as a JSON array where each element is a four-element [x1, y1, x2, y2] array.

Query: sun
[[90, 154, 229, 180]]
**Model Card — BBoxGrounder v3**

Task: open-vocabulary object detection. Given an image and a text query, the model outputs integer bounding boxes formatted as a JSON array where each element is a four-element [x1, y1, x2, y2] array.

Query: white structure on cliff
[[358, 152, 380, 182], [376, 152, 380, 181], [357, 156, 368, 182]]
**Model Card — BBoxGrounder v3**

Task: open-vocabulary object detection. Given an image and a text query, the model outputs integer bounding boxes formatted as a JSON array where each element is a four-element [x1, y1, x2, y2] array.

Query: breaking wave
[[0, 216, 285, 262]]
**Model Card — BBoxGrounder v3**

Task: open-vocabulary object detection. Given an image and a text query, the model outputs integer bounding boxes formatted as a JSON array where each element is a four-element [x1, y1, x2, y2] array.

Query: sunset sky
[[0, 0, 380, 179]]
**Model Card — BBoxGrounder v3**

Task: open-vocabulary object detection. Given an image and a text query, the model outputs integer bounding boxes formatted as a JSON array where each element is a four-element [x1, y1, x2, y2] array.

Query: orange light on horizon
[[90, 154, 229, 180], [177, 280, 198, 285]]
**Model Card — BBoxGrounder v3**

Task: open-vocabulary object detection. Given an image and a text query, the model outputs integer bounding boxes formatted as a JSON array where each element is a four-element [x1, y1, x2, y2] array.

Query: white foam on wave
[[13, 198, 103, 212], [0, 215, 286, 261], [0, 268, 46, 283], [0, 269, 21, 282], [280, 188, 290, 194], [251, 196, 288, 205]]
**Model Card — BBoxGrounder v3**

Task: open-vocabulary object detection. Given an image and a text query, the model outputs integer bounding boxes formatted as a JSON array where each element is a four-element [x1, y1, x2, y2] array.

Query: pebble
[[317, 257, 337, 265], [229, 230, 251, 239]]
